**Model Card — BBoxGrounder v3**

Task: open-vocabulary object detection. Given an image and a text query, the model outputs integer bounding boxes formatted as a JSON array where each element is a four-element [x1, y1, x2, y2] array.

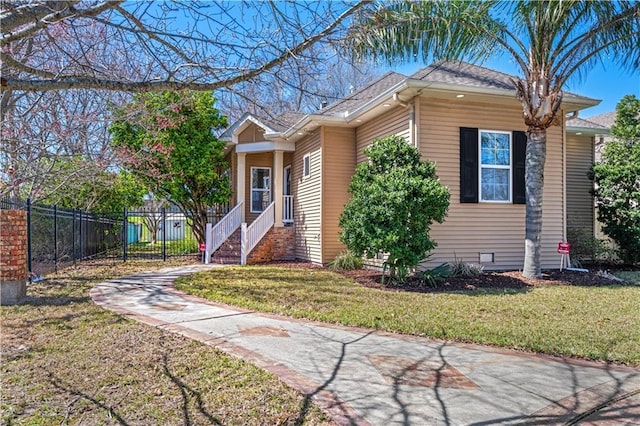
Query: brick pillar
[[1, 210, 28, 305]]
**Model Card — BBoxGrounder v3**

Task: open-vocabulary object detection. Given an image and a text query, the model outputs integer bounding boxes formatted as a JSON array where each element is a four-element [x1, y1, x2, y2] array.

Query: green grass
[[127, 238, 198, 254], [1, 260, 329, 425], [176, 266, 640, 366]]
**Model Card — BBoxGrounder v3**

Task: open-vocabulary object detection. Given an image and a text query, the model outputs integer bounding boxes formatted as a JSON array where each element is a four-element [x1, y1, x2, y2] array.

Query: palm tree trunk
[[523, 128, 547, 279]]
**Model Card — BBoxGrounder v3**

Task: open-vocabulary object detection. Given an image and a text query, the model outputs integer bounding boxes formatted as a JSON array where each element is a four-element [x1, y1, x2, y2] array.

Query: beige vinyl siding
[[356, 106, 410, 163], [321, 127, 356, 263], [415, 97, 564, 270], [244, 152, 273, 223], [237, 123, 265, 143], [284, 152, 293, 169], [566, 134, 594, 237], [227, 151, 237, 206], [292, 129, 322, 262]]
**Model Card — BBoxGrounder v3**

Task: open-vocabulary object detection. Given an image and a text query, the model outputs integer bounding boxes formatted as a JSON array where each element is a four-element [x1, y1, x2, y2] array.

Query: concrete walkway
[[90, 264, 640, 425]]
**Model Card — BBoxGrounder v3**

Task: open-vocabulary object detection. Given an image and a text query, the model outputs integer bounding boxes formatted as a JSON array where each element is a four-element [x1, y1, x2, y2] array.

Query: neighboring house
[[156, 213, 187, 241], [207, 60, 601, 270], [566, 112, 615, 242]]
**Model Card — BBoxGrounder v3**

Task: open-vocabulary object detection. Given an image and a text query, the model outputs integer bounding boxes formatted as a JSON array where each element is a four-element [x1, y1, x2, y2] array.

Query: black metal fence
[[122, 203, 229, 261], [0, 197, 230, 277]]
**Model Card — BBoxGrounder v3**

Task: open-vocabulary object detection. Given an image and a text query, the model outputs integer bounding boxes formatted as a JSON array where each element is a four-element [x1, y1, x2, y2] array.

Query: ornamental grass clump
[[329, 250, 364, 270]]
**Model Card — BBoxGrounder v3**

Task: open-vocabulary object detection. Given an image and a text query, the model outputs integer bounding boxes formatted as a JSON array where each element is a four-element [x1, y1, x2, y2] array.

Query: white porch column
[[273, 150, 284, 227], [237, 152, 246, 222]]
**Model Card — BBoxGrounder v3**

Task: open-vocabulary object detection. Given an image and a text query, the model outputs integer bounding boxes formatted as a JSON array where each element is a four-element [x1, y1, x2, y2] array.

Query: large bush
[[339, 135, 450, 282], [589, 95, 640, 265]]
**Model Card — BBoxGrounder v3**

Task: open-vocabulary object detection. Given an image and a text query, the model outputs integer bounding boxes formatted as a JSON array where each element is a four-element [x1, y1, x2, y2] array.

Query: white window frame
[[250, 166, 271, 213], [478, 130, 512, 203], [303, 153, 311, 178]]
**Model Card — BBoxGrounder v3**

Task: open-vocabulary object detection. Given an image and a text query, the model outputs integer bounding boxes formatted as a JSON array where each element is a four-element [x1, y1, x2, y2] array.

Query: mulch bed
[[266, 261, 634, 293]]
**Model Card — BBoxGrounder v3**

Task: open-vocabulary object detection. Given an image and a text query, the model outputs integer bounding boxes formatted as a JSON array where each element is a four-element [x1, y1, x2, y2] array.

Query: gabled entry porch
[[204, 134, 296, 265]]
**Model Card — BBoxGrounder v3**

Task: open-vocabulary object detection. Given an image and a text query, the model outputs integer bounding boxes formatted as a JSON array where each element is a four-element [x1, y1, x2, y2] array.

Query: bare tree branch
[[1, 1, 371, 93]]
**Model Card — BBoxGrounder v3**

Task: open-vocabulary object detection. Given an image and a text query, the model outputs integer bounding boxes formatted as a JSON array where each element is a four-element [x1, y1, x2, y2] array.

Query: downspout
[[394, 93, 419, 148], [562, 112, 568, 243], [408, 101, 415, 147], [414, 97, 421, 150], [393, 93, 409, 108]]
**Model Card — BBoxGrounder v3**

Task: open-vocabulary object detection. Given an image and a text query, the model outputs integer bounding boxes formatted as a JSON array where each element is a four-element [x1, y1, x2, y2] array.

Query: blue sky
[[392, 59, 639, 119]]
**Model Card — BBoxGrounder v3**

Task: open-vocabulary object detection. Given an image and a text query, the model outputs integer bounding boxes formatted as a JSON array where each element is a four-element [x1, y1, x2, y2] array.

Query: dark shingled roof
[[314, 61, 521, 119], [566, 116, 609, 130], [585, 111, 616, 129], [223, 60, 598, 136], [410, 60, 516, 91], [260, 112, 306, 132], [315, 71, 406, 117]]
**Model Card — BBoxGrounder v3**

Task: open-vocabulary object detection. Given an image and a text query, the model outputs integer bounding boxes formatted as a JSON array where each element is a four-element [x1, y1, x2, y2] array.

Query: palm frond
[[347, 0, 504, 65]]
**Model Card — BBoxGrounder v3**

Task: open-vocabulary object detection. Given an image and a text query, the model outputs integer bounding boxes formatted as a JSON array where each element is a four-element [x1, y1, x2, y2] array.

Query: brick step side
[[210, 225, 296, 265]]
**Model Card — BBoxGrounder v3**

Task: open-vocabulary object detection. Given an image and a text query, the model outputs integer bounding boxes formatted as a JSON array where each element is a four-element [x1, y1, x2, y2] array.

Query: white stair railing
[[241, 201, 274, 265], [205, 202, 243, 264], [283, 195, 294, 223]]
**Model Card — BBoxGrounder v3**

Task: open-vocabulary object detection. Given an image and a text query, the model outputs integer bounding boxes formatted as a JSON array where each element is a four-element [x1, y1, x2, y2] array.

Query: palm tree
[[349, 0, 640, 278]]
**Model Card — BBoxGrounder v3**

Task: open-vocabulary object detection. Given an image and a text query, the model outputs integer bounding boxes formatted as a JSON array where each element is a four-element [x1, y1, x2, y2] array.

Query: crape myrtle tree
[[589, 95, 640, 265], [339, 136, 450, 283], [109, 91, 230, 244], [0, 89, 128, 201], [348, 0, 640, 278]]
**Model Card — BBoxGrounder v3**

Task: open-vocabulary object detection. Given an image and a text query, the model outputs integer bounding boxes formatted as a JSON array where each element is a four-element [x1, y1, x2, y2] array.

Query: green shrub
[[329, 250, 364, 270], [589, 95, 640, 265], [339, 135, 450, 283], [566, 227, 616, 266]]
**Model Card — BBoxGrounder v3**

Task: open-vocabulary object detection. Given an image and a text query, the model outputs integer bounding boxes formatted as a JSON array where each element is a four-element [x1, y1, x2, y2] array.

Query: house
[[566, 113, 615, 244], [206, 60, 600, 270], [156, 213, 187, 241]]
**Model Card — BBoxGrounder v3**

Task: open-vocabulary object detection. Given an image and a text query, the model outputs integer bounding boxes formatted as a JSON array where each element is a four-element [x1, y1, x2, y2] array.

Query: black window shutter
[[512, 131, 527, 204], [460, 127, 478, 203]]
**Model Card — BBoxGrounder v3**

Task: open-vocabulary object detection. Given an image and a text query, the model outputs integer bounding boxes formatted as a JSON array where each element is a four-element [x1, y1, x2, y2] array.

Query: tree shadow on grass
[[18, 295, 91, 306], [49, 373, 131, 426], [161, 353, 222, 426]]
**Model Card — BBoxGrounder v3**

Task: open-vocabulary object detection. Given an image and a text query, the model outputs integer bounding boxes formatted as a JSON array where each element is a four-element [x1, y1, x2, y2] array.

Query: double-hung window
[[250, 167, 271, 212], [460, 127, 526, 204], [479, 130, 511, 202]]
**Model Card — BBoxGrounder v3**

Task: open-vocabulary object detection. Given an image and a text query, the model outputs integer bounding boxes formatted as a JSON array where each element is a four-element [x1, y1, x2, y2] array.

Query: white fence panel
[[204, 202, 243, 264], [283, 195, 294, 224]]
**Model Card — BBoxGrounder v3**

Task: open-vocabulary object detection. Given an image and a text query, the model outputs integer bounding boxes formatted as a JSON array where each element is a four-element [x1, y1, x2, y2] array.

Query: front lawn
[[176, 266, 640, 366], [1, 260, 329, 425]]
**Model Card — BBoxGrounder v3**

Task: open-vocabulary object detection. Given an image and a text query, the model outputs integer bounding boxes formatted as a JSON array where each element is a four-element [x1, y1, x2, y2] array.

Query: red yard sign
[[199, 242, 206, 252], [557, 242, 571, 254]]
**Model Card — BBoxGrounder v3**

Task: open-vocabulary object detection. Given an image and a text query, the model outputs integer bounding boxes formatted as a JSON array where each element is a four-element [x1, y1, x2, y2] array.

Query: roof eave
[[276, 78, 600, 137], [566, 126, 611, 135]]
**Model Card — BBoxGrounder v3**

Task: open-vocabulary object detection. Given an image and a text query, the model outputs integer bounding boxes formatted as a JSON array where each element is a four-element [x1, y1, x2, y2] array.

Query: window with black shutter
[[460, 127, 526, 204], [460, 127, 478, 203], [512, 131, 527, 204]]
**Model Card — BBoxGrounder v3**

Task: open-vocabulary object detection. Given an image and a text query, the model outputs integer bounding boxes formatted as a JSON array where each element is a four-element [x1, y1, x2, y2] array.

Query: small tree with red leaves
[[110, 91, 230, 244]]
